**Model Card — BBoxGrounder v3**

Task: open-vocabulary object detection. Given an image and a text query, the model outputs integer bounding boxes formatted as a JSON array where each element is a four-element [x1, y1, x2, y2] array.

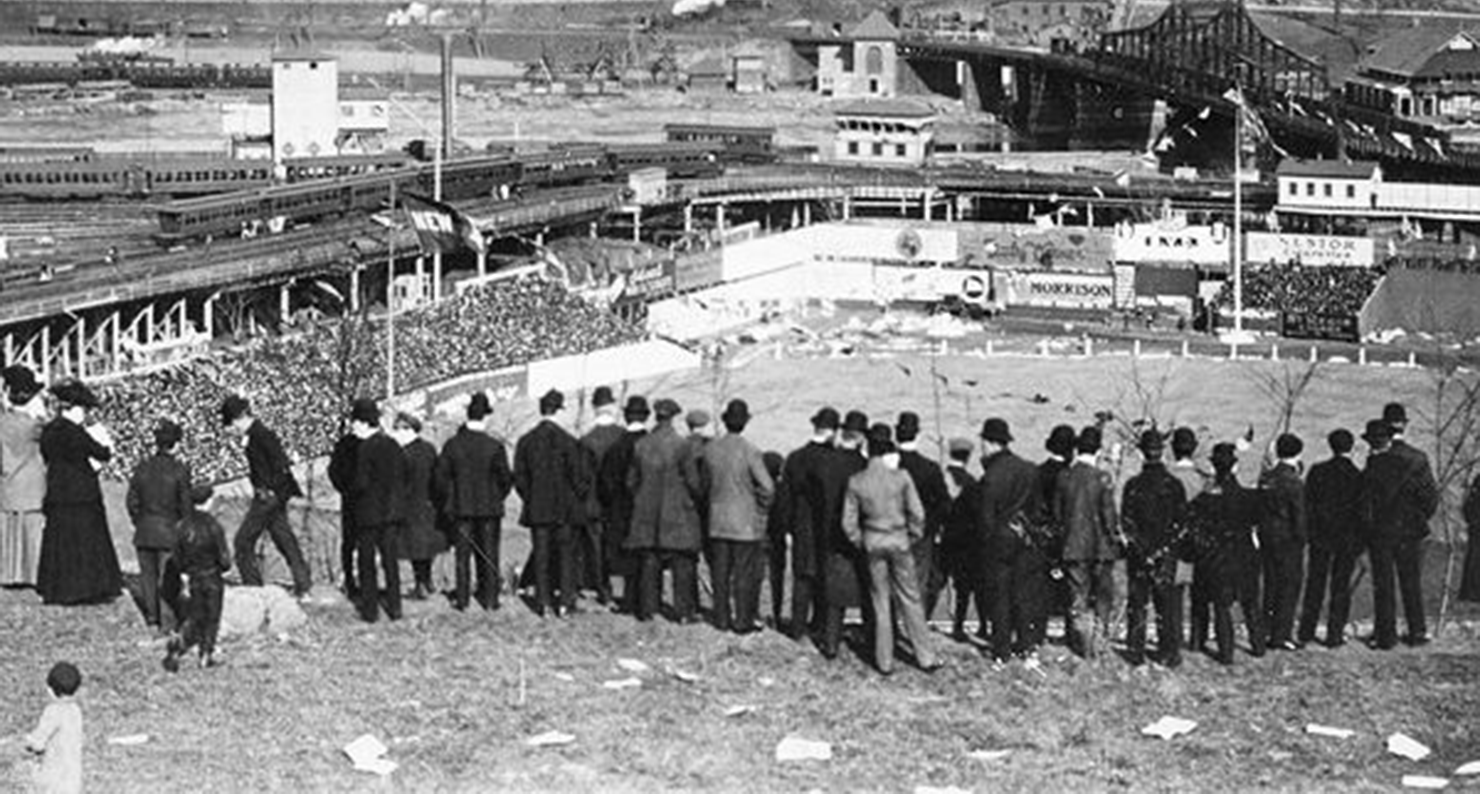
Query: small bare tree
[[1245, 359, 1323, 436], [1421, 360, 1480, 633]]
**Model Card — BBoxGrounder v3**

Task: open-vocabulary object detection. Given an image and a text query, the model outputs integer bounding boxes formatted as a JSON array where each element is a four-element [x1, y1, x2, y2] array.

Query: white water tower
[[271, 52, 339, 164]]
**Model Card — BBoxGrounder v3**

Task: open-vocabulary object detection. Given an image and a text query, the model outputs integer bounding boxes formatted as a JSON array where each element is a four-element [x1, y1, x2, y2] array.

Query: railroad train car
[[0, 157, 275, 200], [281, 153, 412, 181], [607, 142, 723, 179], [663, 123, 776, 164], [0, 146, 96, 164]]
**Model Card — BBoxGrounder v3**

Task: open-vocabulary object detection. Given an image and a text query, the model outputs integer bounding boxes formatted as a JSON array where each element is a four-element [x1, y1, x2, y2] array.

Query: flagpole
[[387, 175, 397, 400], [1233, 93, 1243, 335]]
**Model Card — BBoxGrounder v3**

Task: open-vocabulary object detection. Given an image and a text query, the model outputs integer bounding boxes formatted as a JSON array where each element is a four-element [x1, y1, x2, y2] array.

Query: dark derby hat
[[623, 395, 651, 421], [1362, 419, 1393, 445], [1210, 442, 1238, 467], [467, 391, 493, 420], [895, 411, 921, 442], [722, 398, 751, 425], [1382, 402, 1408, 427], [1045, 424, 1075, 457], [153, 419, 183, 450], [811, 406, 841, 430], [350, 397, 380, 425], [1171, 427, 1198, 458], [539, 388, 565, 415], [653, 398, 682, 421], [1275, 433, 1304, 459], [1328, 428, 1354, 455], [219, 393, 250, 426], [2, 365, 41, 403], [189, 483, 215, 504], [868, 422, 893, 444], [868, 435, 897, 457], [980, 417, 1013, 444], [591, 385, 615, 409], [394, 411, 423, 433], [1076, 426, 1102, 455], [842, 410, 869, 434], [51, 379, 99, 409], [1138, 429, 1165, 456]]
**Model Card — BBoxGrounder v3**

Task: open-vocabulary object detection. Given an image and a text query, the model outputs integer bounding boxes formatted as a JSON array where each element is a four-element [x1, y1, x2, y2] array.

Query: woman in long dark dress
[[37, 380, 123, 605], [1461, 474, 1480, 603]]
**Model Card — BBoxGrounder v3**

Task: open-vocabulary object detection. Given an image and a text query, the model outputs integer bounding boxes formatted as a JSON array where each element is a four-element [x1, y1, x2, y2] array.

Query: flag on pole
[[1223, 87, 1288, 157], [400, 193, 487, 256]]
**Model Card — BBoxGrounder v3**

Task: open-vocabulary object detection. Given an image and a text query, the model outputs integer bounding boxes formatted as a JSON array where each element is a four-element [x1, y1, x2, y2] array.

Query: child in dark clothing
[[164, 484, 231, 672]]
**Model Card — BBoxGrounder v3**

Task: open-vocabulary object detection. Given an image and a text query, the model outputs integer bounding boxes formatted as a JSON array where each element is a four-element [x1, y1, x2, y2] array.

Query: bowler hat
[[653, 398, 682, 421], [1362, 419, 1393, 445], [623, 395, 651, 421], [980, 417, 1013, 444], [842, 410, 869, 434], [592, 385, 615, 409], [394, 411, 423, 433], [1138, 429, 1165, 456], [51, 379, 99, 410], [467, 392, 493, 420], [948, 436, 973, 458], [868, 436, 897, 457], [2, 365, 41, 403], [868, 422, 893, 444], [350, 397, 380, 425], [1210, 442, 1238, 467], [189, 483, 215, 504], [153, 419, 183, 450], [1275, 433, 1304, 460], [811, 406, 840, 430], [220, 394, 250, 426], [1045, 424, 1075, 457], [1076, 426, 1102, 454], [686, 409, 711, 429], [721, 399, 751, 425], [1328, 428, 1354, 455], [896, 411, 921, 442], [1382, 402, 1408, 427], [539, 388, 565, 415], [1171, 427, 1198, 458]]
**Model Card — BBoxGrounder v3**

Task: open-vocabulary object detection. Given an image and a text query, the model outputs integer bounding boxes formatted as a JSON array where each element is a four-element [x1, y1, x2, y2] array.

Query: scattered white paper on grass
[[616, 658, 651, 673], [1141, 717, 1198, 740], [775, 736, 832, 762], [670, 667, 700, 683], [1453, 761, 1480, 776], [1401, 775, 1449, 790], [343, 734, 394, 776], [758, 677, 776, 687], [1388, 733, 1432, 761], [107, 734, 150, 746], [915, 786, 971, 794], [526, 731, 576, 747], [724, 705, 755, 718], [1305, 724, 1356, 739], [552, 672, 576, 682], [602, 677, 642, 690], [967, 749, 1011, 762]]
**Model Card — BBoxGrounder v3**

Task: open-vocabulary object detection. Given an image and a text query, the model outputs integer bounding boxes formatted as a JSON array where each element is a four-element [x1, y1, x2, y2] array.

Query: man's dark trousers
[[530, 523, 577, 614], [455, 518, 501, 610], [356, 521, 402, 621]]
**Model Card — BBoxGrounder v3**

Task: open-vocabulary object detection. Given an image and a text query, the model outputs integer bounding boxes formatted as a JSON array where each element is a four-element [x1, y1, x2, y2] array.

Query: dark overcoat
[[399, 437, 446, 560], [1121, 461, 1188, 577], [625, 423, 702, 551], [1056, 460, 1120, 562], [246, 420, 301, 501], [126, 452, 192, 549], [353, 432, 407, 527], [1305, 455, 1363, 551], [900, 449, 951, 542], [781, 440, 833, 577], [435, 425, 512, 520], [515, 418, 588, 527], [977, 449, 1041, 562]]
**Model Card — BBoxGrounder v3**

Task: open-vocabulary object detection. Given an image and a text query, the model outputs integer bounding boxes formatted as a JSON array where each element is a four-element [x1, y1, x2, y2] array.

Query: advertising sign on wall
[[1244, 233, 1374, 267], [1113, 223, 1231, 266], [999, 270, 1114, 309]]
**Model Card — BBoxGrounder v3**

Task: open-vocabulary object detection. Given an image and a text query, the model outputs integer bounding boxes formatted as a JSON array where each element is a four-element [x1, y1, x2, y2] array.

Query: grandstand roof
[[1276, 159, 1380, 179], [1358, 26, 1480, 79], [847, 10, 901, 40]]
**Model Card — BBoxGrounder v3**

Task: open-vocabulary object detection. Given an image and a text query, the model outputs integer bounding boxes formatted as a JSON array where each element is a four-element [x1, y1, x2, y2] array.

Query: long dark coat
[[808, 445, 867, 607], [37, 417, 121, 605], [398, 437, 446, 560], [514, 419, 588, 527], [435, 425, 512, 520], [781, 440, 833, 578], [328, 433, 360, 534], [126, 451, 192, 550], [1364, 444, 1439, 543], [1305, 455, 1363, 551], [580, 422, 625, 526], [977, 449, 1041, 564], [625, 423, 702, 551], [1258, 462, 1306, 547], [899, 449, 951, 543], [598, 429, 644, 573], [1121, 461, 1188, 580], [1056, 460, 1119, 562], [353, 432, 407, 528]]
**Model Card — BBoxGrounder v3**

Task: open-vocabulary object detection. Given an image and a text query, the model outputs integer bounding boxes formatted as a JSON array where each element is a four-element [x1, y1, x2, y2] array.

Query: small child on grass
[[24, 661, 83, 794], [164, 484, 231, 673]]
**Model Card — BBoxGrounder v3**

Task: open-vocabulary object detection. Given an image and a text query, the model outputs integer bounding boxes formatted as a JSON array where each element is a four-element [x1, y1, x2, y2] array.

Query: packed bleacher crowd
[[1219, 262, 1382, 317], [92, 276, 643, 484]]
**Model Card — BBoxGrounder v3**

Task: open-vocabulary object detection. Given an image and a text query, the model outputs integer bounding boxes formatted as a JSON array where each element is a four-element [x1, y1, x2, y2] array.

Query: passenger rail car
[[0, 157, 274, 200], [607, 142, 723, 179], [663, 123, 776, 164]]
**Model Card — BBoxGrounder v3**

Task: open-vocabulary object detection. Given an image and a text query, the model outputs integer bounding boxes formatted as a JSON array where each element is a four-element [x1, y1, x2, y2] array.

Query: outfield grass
[[5, 351, 1479, 792]]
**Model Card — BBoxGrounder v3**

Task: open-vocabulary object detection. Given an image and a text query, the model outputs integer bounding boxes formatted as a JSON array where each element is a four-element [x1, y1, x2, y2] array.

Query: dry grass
[[5, 351, 1480, 792]]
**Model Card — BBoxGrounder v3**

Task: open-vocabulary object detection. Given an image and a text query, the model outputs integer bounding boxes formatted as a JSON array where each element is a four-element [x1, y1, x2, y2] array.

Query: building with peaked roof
[[1346, 27, 1480, 123], [815, 10, 903, 98], [1277, 159, 1383, 211], [833, 99, 937, 165]]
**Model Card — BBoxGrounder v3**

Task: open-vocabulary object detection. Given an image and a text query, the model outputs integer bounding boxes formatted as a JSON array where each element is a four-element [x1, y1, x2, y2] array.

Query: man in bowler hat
[[1259, 433, 1306, 650], [894, 411, 951, 616], [625, 397, 703, 622], [126, 419, 192, 631], [1056, 425, 1121, 659], [599, 395, 650, 612], [976, 418, 1045, 663], [777, 407, 841, 638], [435, 392, 513, 611], [702, 399, 775, 632], [1121, 430, 1188, 667], [349, 398, 407, 622], [578, 386, 623, 604], [220, 395, 311, 597], [1299, 429, 1364, 647], [327, 403, 363, 599], [515, 389, 588, 617], [1362, 417, 1438, 648]]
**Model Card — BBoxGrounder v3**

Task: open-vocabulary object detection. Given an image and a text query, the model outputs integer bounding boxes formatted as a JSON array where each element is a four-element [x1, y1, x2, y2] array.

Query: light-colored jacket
[[843, 458, 925, 553], [0, 410, 45, 512], [701, 433, 774, 542]]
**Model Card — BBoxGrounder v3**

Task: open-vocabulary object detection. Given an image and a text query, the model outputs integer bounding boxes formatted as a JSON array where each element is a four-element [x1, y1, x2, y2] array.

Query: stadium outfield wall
[[1359, 268, 1480, 339]]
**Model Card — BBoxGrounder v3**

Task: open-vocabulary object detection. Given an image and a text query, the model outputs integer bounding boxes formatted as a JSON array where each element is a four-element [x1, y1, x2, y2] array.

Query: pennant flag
[[400, 193, 487, 256], [1223, 87, 1287, 157]]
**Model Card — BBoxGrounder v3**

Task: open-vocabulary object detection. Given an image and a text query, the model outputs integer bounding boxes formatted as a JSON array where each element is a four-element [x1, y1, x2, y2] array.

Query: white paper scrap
[[602, 677, 642, 690], [967, 749, 1011, 762], [1141, 716, 1198, 740], [1401, 775, 1449, 790], [526, 731, 576, 747], [1453, 761, 1480, 776], [616, 658, 651, 673], [552, 672, 576, 682], [670, 668, 700, 683], [1388, 733, 1432, 761], [353, 757, 398, 776], [107, 734, 150, 746], [342, 734, 389, 765], [1305, 724, 1356, 739], [724, 705, 755, 718], [775, 736, 832, 762]]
